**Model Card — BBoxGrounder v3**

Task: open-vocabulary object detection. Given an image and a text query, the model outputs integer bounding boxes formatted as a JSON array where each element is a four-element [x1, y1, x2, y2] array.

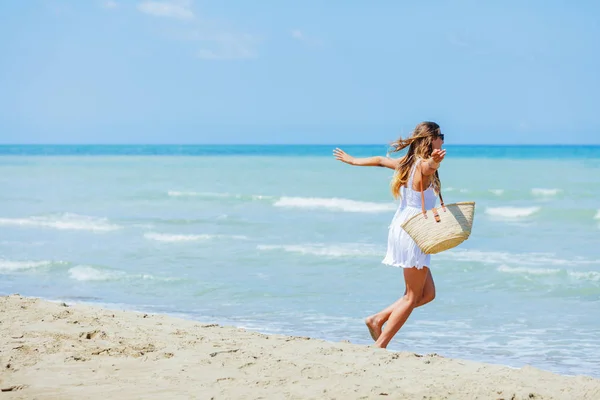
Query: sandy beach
[[1, 294, 599, 400]]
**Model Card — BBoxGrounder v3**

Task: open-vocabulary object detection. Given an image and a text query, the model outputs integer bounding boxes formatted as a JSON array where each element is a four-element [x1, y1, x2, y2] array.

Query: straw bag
[[401, 170, 475, 254]]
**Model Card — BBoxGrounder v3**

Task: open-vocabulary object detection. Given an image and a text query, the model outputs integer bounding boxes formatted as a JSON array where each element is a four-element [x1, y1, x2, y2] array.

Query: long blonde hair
[[389, 121, 442, 199]]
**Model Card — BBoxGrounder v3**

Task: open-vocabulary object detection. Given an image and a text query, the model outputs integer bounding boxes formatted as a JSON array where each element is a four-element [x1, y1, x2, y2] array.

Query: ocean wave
[[68, 265, 125, 281], [133, 214, 252, 228], [489, 189, 504, 196], [257, 243, 383, 258], [439, 187, 466, 193], [531, 188, 562, 197], [440, 249, 600, 267], [144, 232, 248, 242], [68, 265, 183, 283], [594, 210, 600, 220], [497, 265, 600, 282], [569, 271, 600, 281], [485, 206, 540, 219], [168, 191, 273, 201], [168, 191, 226, 198], [497, 265, 561, 275], [0, 213, 121, 232], [273, 197, 396, 213], [0, 259, 66, 272], [170, 191, 397, 213]]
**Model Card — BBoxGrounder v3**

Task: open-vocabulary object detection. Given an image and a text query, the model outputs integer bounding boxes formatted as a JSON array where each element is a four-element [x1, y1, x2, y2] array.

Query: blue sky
[[0, 0, 598, 145]]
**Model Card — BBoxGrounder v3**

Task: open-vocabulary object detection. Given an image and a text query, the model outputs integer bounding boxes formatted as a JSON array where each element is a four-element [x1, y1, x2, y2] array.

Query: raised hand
[[333, 148, 355, 165], [431, 148, 446, 164]]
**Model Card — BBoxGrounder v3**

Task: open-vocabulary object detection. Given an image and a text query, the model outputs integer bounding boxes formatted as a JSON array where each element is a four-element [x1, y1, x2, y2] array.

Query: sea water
[[1, 145, 599, 377]]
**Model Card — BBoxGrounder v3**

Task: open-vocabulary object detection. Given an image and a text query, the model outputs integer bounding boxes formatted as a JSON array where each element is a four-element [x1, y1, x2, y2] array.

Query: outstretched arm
[[333, 148, 398, 170]]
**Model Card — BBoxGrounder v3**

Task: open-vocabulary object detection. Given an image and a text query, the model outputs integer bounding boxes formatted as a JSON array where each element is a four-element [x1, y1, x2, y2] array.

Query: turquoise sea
[[1, 145, 599, 377]]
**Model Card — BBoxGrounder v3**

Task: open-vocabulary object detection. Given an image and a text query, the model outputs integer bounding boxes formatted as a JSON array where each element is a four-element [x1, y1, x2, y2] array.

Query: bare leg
[[365, 268, 435, 340], [373, 267, 429, 348], [416, 268, 436, 307]]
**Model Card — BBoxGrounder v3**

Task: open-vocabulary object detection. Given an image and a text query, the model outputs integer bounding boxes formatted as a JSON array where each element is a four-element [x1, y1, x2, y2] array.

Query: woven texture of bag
[[401, 201, 476, 254], [400, 165, 476, 254]]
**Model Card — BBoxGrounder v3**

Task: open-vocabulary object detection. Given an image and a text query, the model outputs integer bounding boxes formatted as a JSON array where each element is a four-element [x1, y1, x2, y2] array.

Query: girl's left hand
[[333, 148, 354, 165], [431, 149, 446, 163]]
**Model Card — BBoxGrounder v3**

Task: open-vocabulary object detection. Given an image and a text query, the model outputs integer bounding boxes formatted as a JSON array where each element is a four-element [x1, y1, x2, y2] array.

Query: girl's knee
[[423, 291, 435, 305], [403, 294, 420, 308]]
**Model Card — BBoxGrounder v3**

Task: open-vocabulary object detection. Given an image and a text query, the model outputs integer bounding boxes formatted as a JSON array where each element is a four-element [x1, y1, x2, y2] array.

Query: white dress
[[382, 158, 437, 270]]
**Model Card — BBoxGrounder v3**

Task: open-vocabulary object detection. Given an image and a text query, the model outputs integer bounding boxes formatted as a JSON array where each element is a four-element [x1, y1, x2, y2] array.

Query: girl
[[333, 121, 446, 348]]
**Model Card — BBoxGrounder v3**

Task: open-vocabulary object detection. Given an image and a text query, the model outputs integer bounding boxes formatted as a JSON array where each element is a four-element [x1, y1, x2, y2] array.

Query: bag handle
[[419, 164, 446, 219]]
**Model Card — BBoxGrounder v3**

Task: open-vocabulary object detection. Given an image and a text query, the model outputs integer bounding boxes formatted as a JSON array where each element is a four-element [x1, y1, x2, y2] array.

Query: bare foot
[[365, 316, 383, 341]]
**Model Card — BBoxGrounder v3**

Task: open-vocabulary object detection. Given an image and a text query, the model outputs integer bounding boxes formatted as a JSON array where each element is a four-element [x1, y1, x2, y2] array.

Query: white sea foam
[[440, 249, 600, 267], [68, 265, 181, 282], [68, 266, 124, 281], [0, 213, 121, 232], [485, 206, 540, 219], [0, 259, 60, 272], [489, 189, 504, 196], [594, 210, 600, 220], [168, 191, 271, 201], [145, 232, 212, 242], [144, 232, 248, 242], [169, 191, 229, 198], [569, 271, 600, 282], [531, 188, 561, 197], [273, 197, 395, 213], [257, 243, 383, 258], [497, 265, 561, 275], [497, 265, 600, 282]]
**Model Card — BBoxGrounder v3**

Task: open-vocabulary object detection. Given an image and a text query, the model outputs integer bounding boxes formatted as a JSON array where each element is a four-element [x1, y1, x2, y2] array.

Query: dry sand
[[1, 294, 599, 400]]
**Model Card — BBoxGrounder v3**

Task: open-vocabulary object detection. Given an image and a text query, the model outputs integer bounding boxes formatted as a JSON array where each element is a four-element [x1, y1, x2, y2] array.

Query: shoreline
[[6, 292, 572, 378], [2, 294, 600, 400], [27, 293, 591, 379]]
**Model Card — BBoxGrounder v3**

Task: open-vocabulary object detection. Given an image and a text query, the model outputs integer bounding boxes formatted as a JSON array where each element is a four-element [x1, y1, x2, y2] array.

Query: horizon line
[[2, 143, 600, 147]]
